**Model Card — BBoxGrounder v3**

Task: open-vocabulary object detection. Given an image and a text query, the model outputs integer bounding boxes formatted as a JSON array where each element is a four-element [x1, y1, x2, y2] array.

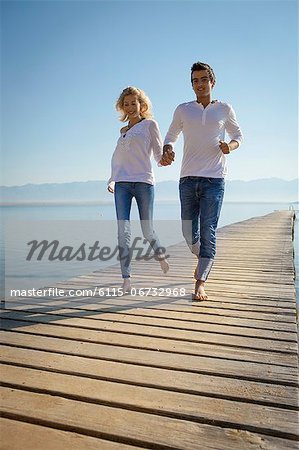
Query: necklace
[[196, 99, 217, 108], [123, 117, 145, 137]]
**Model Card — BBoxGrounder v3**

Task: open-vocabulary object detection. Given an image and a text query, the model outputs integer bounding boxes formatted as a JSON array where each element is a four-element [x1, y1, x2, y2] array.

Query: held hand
[[219, 140, 230, 154], [160, 144, 175, 166]]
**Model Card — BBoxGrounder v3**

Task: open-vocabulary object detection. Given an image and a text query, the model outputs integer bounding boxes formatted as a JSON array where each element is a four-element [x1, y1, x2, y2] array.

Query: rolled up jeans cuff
[[195, 257, 214, 281]]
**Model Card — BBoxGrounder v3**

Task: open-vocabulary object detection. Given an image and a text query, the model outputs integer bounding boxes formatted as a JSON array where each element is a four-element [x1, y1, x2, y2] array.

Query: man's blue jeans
[[114, 182, 163, 278], [179, 176, 225, 281]]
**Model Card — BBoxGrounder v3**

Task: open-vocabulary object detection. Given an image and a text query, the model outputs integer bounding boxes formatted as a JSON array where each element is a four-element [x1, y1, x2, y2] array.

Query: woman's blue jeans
[[114, 182, 163, 278], [179, 176, 225, 281]]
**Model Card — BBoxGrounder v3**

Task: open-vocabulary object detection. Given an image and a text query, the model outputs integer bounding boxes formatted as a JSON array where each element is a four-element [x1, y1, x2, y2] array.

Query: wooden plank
[[2, 388, 299, 449], [0, 418, 139, 450], [2, 364, 299, 437], [8, 297, 296, 326], [7, 291, 297, 308], [51, 272, 295, 289], [10, 292, 296, 310], [1, 319, 298, 368], [0, 419, 295, 450], [1, 332, 298, 385], [2, 306, 297, 340], [2, 211, 298, 449], [34, 284, 294, 303], [4, 300, 297, 332], [2, 345, 298, 408], [1, 311, 297, 353]]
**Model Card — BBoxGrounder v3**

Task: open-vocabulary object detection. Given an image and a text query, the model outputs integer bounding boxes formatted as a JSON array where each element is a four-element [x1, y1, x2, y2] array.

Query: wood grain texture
[[1, 211, 298, 449]]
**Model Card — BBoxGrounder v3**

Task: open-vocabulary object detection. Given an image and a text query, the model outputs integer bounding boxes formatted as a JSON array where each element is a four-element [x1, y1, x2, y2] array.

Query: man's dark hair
[[191, 62, 216, 87]]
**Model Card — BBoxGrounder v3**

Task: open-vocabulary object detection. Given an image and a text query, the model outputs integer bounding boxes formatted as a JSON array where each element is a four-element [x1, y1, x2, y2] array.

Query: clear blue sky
[[1, 0, 297, 186]]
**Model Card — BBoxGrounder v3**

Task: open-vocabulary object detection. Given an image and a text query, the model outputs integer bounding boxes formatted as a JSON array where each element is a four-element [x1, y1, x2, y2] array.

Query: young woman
[[108, 86, 169, 293]]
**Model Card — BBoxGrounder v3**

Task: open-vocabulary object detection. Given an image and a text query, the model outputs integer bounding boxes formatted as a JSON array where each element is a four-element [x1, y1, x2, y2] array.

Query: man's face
[[191, 70, 213, 98]]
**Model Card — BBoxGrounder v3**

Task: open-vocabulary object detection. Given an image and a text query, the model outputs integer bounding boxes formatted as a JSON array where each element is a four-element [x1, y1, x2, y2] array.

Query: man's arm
[[221, 105, 243, 154], [219, 139, 239, 154]]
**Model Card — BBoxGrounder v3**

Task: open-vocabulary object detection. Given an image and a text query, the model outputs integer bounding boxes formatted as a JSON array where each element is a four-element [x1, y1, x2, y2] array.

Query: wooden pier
[[1, 211, 298, 449]]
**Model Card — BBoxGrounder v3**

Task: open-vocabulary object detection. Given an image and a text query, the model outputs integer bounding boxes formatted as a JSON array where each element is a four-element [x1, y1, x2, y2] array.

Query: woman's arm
[[149, 120, 163, 163]]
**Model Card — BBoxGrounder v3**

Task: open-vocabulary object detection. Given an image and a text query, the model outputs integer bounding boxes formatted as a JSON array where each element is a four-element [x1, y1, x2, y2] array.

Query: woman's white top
[[108, 119, 163, 185]]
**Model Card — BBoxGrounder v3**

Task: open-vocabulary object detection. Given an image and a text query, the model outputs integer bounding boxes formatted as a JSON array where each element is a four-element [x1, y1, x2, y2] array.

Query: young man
[[161, 62, 243, 300]]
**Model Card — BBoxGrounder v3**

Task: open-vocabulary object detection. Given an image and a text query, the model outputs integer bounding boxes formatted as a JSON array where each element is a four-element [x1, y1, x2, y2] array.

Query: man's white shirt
[[164, 100, 243, 179]]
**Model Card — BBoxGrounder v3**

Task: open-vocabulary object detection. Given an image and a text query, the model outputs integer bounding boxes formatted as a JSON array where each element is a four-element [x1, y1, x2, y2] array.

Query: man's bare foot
[[192, 280, 208, 301], [122, 278, 131, 294], [159, 257, 169, 274]]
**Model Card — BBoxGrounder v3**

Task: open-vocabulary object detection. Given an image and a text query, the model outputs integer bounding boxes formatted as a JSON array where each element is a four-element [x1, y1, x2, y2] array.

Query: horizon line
[[1, 200, 298, 207], [1, 177, 298, 188]]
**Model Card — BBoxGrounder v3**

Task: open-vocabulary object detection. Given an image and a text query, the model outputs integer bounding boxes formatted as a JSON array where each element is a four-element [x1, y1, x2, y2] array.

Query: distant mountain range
[[0, 178, 298, 205]]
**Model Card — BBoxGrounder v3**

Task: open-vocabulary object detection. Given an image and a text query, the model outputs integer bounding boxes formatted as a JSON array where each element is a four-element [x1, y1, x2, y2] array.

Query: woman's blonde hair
[[115, 86, 153, 122]]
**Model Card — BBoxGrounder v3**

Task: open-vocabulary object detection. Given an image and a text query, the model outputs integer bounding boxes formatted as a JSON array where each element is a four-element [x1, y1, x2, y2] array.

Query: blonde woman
[[108, 86, 170, 292]]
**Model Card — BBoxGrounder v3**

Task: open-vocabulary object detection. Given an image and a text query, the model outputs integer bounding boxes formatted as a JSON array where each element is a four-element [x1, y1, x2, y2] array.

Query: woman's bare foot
[[192, 280, 208, 301], [122, 278, 131, 294], [158, 257, 169, 274]]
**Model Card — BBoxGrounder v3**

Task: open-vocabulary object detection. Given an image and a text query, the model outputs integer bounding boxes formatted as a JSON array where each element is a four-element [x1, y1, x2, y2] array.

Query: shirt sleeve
[[107, 156, 115, 184], [225, 105, 244, 145], [107, 137, 120, 184], [164, 105, 183, 147], [149, 120, 163, 164]]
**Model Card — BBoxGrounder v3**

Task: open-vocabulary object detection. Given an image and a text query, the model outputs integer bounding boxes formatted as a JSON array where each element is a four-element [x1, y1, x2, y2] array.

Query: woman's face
[[123, 94, 142, 119]]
